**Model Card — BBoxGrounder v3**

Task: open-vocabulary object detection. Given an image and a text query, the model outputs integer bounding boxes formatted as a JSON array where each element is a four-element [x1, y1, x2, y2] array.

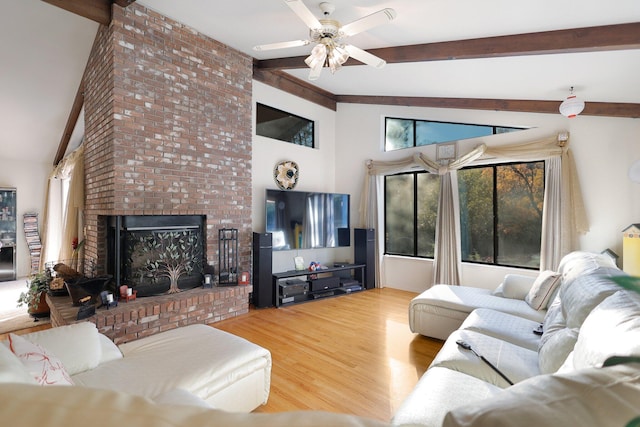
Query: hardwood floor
[[0, 287, 443, 422], [214, 288, 443, 422]]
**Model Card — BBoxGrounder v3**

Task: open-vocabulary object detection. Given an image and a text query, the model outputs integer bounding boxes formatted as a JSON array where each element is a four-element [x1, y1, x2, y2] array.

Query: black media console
[[272, 264, 366, 307]]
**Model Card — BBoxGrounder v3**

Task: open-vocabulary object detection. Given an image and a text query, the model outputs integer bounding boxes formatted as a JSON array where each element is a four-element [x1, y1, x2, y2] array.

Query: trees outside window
[[384, 161, 544, 269], [385, 172, 439, 258]]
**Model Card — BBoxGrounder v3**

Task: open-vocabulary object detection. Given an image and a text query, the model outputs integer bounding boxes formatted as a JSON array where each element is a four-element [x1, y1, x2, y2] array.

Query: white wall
[[255, 83, 640, 290], [0, 158, 51, 279], [335, 103, 640, 292], [251, 81, 350, 273]]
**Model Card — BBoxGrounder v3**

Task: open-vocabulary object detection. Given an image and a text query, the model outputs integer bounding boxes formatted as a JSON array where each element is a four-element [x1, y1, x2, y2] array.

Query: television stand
[[272, 264, 366, 307]]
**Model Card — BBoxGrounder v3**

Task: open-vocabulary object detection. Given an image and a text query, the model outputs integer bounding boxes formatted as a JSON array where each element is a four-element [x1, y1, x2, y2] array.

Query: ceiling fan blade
[[344, 44, 386, 69], [284, 0, 322, 30], [253, 39, 310, 51], [340, 8, 396, 37]]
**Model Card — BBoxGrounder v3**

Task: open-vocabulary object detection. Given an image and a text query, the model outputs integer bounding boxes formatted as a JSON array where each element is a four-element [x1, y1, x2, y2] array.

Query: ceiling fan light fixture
[[305, 43, 327, 69], [559, 86, 585, 118]]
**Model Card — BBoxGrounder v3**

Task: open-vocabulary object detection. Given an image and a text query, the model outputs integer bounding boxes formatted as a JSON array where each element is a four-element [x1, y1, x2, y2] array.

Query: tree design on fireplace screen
[[125, 229, 203, 295]]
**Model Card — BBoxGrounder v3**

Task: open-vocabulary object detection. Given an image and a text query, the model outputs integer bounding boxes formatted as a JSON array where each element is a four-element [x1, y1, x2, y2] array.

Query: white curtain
[[360, 132, 588, 286], [41, 145, 85, 270], [433, 171, 461, 284]]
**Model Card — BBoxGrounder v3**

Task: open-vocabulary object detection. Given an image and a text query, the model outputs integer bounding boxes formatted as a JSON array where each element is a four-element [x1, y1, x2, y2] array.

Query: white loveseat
[[393, 251, 640, 427], [0, 323, 272, 413]]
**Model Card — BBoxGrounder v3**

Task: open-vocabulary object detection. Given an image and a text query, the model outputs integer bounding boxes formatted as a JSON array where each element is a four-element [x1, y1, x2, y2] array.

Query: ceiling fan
[[253, 0, 397, 80]]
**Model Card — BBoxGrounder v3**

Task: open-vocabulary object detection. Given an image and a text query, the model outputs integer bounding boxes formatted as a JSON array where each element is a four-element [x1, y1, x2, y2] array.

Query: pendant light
[[559, 86, 585, 118]]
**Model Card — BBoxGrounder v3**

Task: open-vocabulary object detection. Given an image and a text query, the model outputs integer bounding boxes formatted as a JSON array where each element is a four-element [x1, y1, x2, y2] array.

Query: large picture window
[[458, 161, 545, 268], [384, 161, 544, 269]]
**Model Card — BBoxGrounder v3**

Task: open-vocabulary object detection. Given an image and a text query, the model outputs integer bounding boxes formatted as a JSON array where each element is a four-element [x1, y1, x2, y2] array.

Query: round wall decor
[[274, 160, 299, 190]]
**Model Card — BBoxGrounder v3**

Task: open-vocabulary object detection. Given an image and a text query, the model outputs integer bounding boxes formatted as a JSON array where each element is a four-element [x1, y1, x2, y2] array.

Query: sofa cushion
[[442, 362, 640, 427], [0, 382, 391, 427], [71, 324, 272, 410], [391, 367, 502, 427], [560, 270, 623, 329], [411, 285, 546, 324], [0, 341, 38, 385], [537, 327, 578, 374], [152, 388, 214, 408], [567, 290, 640, 371], [98, 333, 123, 364], [8, 333, 74, 386], [430, 330, 540, 387], [557, 251, 617, 285], [21, 322, 102, 376], [524, 270, 561, 310], [459, 309, 541, 351]]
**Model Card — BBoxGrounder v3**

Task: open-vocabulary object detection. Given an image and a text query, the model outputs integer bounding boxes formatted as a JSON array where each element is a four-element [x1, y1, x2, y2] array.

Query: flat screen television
[[265, 189, 350, 251]]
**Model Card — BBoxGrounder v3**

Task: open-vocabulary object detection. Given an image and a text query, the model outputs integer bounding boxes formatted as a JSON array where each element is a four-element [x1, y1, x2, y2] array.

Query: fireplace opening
[[105, 215, 206, 297]]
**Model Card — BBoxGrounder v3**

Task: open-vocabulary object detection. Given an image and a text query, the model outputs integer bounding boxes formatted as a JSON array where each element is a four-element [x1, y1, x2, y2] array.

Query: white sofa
[[0, 323, 272, 413], [409, 273, 544, 340], [393, 251, 640, 427]]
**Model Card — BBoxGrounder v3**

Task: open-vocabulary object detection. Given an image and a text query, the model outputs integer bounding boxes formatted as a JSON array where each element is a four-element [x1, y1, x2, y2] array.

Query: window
[[385, 117, 526, 151], [256, 103, 314, 148], [458, 161, 545, 268], [384, 171, 440, 257], [383, 161, 545, 269]]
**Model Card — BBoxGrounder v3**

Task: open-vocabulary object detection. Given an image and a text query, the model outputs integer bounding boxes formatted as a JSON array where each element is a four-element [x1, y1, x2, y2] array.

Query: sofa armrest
[[500, 274, 536, 300]]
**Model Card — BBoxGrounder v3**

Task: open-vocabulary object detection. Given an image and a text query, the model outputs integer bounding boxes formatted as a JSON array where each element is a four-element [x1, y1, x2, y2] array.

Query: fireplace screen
[[106, 215, 205, 296]]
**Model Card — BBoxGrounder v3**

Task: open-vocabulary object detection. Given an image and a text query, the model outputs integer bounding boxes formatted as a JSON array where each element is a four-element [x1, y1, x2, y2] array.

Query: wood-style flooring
[[214, 288, 443, 421], [0, 287, 443, 422]]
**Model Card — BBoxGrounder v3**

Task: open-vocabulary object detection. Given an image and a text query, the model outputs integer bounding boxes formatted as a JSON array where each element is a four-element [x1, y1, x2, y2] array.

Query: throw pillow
[[21, 322, 102, 375], [0, 342, 38, 385], [525, 270, 561, 310], [501, 274, 537, 300], [8, 333, 74, 386]]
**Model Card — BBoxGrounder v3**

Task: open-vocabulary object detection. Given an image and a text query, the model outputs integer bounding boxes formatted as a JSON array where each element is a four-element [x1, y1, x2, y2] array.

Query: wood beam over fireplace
[[41, 0, 137, 26]]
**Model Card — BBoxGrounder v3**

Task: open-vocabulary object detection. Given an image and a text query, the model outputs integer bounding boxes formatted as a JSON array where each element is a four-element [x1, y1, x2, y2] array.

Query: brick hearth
[[46, 286, 251, 344]]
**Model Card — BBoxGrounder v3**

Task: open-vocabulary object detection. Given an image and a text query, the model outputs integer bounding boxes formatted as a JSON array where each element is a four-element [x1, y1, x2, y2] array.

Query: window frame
[[255, 103, 315, 148], [384, 170, 438, 259], [384, 117, 526, 152], [383, 160, 545, 270], [458, 160, 545, 270]]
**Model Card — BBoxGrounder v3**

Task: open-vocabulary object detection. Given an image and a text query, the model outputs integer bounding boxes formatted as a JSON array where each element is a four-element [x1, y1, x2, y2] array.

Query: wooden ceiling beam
[[53, 81, 84, 166], [41, 0, 111, 25], [40, 0, 137, 26], [255, 22, 640, 70], [335, 95, 640, 119], [253, 66, 337, 111]]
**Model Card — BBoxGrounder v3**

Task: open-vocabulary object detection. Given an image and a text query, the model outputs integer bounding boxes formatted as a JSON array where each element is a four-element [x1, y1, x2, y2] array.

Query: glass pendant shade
[[559, 89, 585, 118]]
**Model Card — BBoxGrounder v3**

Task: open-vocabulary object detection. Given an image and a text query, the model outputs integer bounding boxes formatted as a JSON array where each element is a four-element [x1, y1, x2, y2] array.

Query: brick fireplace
[[77, 3, 254, 334]]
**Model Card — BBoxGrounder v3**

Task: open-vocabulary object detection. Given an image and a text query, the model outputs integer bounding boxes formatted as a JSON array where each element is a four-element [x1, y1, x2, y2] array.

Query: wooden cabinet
[[0, 188, 17, 281]]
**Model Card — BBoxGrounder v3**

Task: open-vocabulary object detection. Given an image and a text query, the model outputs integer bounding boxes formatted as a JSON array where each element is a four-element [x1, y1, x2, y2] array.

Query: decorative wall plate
[[274, 160, 299, 190]]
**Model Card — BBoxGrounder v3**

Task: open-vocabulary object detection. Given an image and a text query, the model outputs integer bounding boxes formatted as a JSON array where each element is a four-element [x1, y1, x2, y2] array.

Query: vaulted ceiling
[[2, 0, 639, 165]]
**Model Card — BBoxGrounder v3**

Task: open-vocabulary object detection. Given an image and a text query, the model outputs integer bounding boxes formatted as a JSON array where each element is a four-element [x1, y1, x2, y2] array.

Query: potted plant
[[17, 270, 52, 318]]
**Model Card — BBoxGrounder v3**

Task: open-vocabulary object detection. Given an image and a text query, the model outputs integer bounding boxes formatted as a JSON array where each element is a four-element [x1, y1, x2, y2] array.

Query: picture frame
[[294, 256, 305, 271], [436, 142, 457, 164]]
